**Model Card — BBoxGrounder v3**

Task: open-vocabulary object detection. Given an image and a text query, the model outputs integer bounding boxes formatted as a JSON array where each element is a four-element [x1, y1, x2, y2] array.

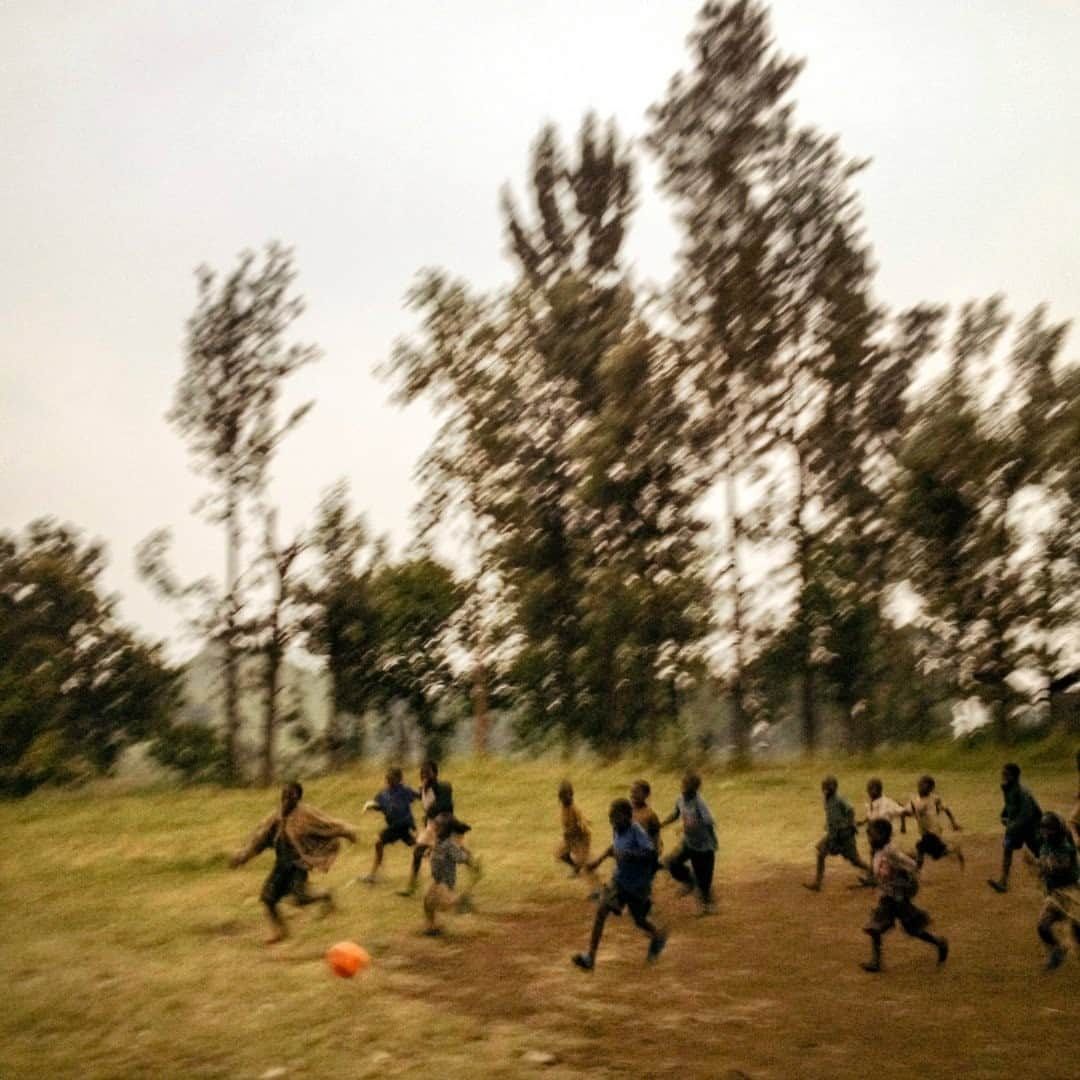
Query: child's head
[[1001, 762, 1021, 787], [281, 780, 303, 814], [420, 761, 439, 785], [630, 779, 651, 807], [558, 780, 574, 805], [436, 815, 471, 842], [917, 774, 935, 797], [867, 817, 892, 851], [609, 797, 634, 832], [682, 771, 702, 797], [386, 766, 404, 787], [821, 775, 838, 798], [1039, 812, 1066, 842], [866, 777, 883, 800]]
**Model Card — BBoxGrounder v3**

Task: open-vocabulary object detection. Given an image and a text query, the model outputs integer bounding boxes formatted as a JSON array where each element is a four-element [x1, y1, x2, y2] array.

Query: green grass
[[3, 745, 1077, 1079]]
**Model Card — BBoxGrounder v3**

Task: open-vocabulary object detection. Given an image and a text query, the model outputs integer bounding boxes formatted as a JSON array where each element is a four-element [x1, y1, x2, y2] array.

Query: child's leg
[[689, 849, 715, 907], [666, 844, 696, 893], [843, 839, 872, 876], [371, 839, 385, 876], [584, 903, 611, 961], [863, 929, 883, 971], [805, 838, 828, 890], [989, 839, 1014, 891], [404, 843, 429, 892], [900, 904, 948, 963]]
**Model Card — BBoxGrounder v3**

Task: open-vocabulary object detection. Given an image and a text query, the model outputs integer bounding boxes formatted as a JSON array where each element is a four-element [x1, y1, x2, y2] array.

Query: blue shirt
[[374, 784, 420, 828], [612, 821, 656, 896]]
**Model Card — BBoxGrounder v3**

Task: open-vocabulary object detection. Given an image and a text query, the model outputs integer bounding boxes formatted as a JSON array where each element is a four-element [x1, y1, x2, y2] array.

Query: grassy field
[[3, 748, 1078, 1079]]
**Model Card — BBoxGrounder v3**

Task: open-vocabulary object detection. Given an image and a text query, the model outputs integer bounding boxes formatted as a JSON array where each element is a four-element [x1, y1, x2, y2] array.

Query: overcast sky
[[3, 1, 1078, 657]]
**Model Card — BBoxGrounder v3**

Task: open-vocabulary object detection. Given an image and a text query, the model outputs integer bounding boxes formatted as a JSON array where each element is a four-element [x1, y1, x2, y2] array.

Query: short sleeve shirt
[[430, 838, 470, 888], [612, 821, 656, 896], [673, 793, 717, 852], [375, 785, 419, 828]]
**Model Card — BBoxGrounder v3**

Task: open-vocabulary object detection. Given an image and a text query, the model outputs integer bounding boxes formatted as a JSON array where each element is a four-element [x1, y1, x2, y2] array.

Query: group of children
[[230, 753, 1080, 974], [804, 761, 1080, 972], [555, 772, 718, 971], [232, 762, 478, 941]]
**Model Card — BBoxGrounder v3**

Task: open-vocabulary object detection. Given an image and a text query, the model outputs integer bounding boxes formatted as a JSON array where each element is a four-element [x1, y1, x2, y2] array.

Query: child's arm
[[230, 813, 276, 868], [362, 798, 380, 813], [940, 798, 961, 831], [660, 803, 681, 829], [586, 845, 614, 872]]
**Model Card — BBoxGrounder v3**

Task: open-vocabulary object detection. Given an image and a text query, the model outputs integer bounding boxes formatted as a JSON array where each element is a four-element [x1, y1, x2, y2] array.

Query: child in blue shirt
[[572, 798, 667, 971], [359, 766, 420, 884]]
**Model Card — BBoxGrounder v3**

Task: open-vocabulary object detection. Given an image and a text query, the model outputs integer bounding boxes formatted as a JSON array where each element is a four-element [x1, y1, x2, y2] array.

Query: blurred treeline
[[3, 1, 1078, 793]]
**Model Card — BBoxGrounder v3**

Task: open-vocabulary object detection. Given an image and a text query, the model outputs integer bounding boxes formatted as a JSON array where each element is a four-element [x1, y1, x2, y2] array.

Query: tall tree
[[301, 480, 382, 767], [162, 243, 318, 781], [252, 509, 307, 786], [1, 521, 180, 794]]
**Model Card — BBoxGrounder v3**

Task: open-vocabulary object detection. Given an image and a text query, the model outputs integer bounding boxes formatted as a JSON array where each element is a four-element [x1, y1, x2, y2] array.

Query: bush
[[149, 722, 224, 783]]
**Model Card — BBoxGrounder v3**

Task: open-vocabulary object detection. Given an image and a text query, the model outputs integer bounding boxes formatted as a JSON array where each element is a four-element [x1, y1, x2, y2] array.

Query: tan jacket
[[234, 803, 357, 873]]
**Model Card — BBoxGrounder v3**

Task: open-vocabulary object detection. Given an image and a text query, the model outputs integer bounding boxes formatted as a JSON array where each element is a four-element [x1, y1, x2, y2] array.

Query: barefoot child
[[423, 816, 480, 936], [907, 775, 963, 872], [861, 818, 948, 973], [1035, 812, 1080, 971], [805, 775, 872, 891], [988, 763, 1043, 894], [572, 799, 667, 971], [230, 781, 358, 943], [360, 766, 420, 884], [555, 780, 593, 879], [662, 771, 718, 914], [402, 761, 455, 895]]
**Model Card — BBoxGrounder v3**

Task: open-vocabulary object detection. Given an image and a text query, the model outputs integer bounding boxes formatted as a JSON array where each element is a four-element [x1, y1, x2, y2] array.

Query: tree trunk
[[725, 471, 752, 764], [223, 485, 242, 784], [471, 661, 491, 755], [793, 445, 817, 754], [262, 643, 280, 787]]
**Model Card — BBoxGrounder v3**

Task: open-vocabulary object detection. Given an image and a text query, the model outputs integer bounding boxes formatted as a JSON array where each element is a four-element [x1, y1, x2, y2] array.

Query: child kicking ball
[[231, 781, 358, 944]]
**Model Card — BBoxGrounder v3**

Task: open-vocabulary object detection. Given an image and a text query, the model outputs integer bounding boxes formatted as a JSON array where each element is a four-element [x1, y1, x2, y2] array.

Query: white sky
[[3, 1, 1078, 658]]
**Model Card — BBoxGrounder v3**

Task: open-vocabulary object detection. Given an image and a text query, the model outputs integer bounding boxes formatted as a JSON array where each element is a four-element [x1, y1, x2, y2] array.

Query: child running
[[857, 777, 909, 838], [630, 779, 663, 859], [230, 781, 358, 944], [861, 818, 948, 973], [988, 763, 1043, 894], [401, 760, 455, 896], [804, 775, 872, 891], [662, 771, 718, 915], [555, 780, 594, 880], [572, 798, 667, 971], [359, 766, 420, 884], [1035, 811, 1080, 970], [423, 816, 480, 936], [907, 775, 963, 872]]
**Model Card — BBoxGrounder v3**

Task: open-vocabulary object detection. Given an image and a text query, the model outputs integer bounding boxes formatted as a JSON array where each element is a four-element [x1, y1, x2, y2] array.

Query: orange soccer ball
[[326, 941, 371, 978]]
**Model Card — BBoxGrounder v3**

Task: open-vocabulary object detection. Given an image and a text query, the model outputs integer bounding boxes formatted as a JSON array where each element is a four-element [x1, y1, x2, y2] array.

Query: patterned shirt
[[430, 837, 470, 889], [671, 793, 718, 852]]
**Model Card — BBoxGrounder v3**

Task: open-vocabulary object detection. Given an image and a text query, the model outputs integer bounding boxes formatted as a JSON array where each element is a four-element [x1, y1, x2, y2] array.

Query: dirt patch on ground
[[386, 837, 1078, 1079]]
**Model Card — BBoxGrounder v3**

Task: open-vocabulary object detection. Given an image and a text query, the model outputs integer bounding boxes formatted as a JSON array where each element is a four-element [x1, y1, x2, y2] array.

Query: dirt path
[[385, 837, 1078, 1079]]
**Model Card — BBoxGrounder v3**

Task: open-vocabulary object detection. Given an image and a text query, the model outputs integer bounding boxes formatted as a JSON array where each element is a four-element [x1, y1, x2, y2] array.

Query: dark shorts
[[261, 860, 309, 906], [602, 882, 652, 923], [865, 895, 929, 936], [1003, 829, 1040, 855], [380, 822, 416, 846], [916, 833, 947, 860], [820, 831, 859, 862]]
